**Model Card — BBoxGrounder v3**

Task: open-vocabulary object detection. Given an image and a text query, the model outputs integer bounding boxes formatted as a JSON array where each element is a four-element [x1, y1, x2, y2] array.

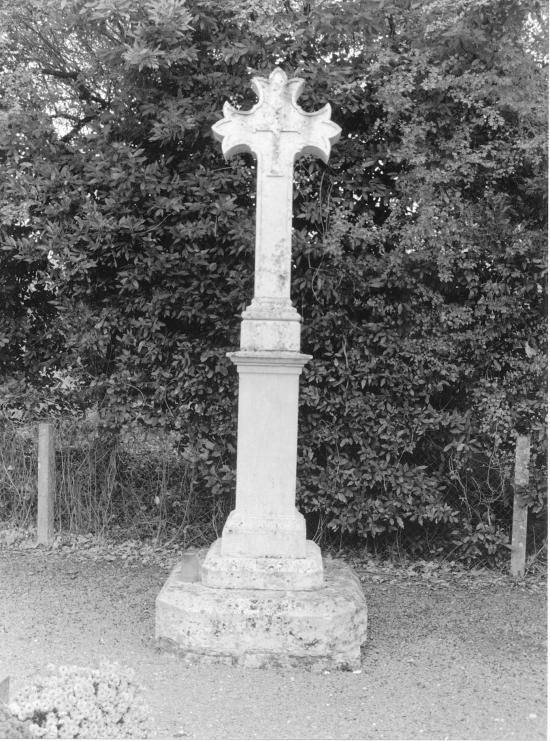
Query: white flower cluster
[[9, 662, 153, 739]]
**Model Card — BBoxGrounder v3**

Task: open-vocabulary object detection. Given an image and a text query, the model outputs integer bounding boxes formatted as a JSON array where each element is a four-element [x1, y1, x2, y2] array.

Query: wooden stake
[[37, 422, 55, 544], [510, 434, 530, 577]]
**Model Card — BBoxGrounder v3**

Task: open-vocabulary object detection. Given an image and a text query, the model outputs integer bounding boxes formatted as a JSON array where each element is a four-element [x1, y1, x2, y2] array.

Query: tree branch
[[60, 114, 99, 142], [40, 67, 108, 107]]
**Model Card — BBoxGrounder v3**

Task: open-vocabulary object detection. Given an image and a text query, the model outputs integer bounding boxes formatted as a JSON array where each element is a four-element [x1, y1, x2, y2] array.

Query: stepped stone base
[[155, 549, 368, 671]]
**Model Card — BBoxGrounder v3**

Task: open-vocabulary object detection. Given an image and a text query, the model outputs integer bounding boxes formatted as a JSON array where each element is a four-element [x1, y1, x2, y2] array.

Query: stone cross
[[212, 67, 341, 351], [155, 70, 367, 670], [202, 68, 341, 590]]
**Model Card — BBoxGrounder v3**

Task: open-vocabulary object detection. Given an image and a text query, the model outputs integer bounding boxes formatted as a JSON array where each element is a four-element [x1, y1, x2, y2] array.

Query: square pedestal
[[155, 549, 368, 671]]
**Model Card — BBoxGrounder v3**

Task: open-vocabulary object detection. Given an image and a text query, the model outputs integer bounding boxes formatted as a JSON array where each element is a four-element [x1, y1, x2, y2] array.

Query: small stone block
[[176, 552, 201, 583], [156, 551, 367, 671]]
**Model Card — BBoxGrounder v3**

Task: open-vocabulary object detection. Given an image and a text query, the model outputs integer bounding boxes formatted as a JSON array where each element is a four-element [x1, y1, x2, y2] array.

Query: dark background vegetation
[[0, 0, 547, 564]]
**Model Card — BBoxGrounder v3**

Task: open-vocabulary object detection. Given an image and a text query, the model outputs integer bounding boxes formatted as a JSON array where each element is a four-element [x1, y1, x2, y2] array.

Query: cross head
[[212, 67, 341, 176]]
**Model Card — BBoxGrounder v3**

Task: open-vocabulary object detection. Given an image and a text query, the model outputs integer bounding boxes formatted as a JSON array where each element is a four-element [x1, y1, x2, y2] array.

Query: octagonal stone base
[[155, 550, 368, 671]]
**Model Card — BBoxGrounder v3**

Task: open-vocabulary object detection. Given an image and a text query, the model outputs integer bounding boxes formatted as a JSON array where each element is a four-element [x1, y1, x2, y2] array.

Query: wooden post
[[510, 434, 530, 577], [37, 422, 55, 544]]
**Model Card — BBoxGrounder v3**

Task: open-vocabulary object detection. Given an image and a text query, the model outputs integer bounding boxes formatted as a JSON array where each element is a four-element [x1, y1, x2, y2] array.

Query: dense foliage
[[0, 0, 547, 561]]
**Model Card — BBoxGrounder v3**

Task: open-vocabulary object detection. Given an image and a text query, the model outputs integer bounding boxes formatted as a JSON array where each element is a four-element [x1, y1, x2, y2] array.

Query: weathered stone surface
[[156, 552, 368, 671], [201, 538, 323, 590], [219, 352, 312, 561]]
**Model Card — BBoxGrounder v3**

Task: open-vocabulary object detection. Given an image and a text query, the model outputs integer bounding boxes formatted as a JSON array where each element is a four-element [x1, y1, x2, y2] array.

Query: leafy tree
[[0, 0, 546, 560]]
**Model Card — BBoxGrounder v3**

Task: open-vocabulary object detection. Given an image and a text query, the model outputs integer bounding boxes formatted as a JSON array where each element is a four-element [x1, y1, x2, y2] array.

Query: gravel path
[[0, 547, 546, 740]]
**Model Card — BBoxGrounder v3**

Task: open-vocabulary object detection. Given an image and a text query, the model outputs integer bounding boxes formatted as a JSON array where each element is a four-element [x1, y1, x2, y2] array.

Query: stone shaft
[[254, 158, 294, 303], [212, 66, 341, 335]]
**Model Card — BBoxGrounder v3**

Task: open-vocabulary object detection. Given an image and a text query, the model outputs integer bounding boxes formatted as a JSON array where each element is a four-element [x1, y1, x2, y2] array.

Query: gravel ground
[[0, 545, 546, 740]]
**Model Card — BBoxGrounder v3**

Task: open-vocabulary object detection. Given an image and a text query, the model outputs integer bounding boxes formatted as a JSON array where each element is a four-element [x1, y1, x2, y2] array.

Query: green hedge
[[0, 1, 546, 563]]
